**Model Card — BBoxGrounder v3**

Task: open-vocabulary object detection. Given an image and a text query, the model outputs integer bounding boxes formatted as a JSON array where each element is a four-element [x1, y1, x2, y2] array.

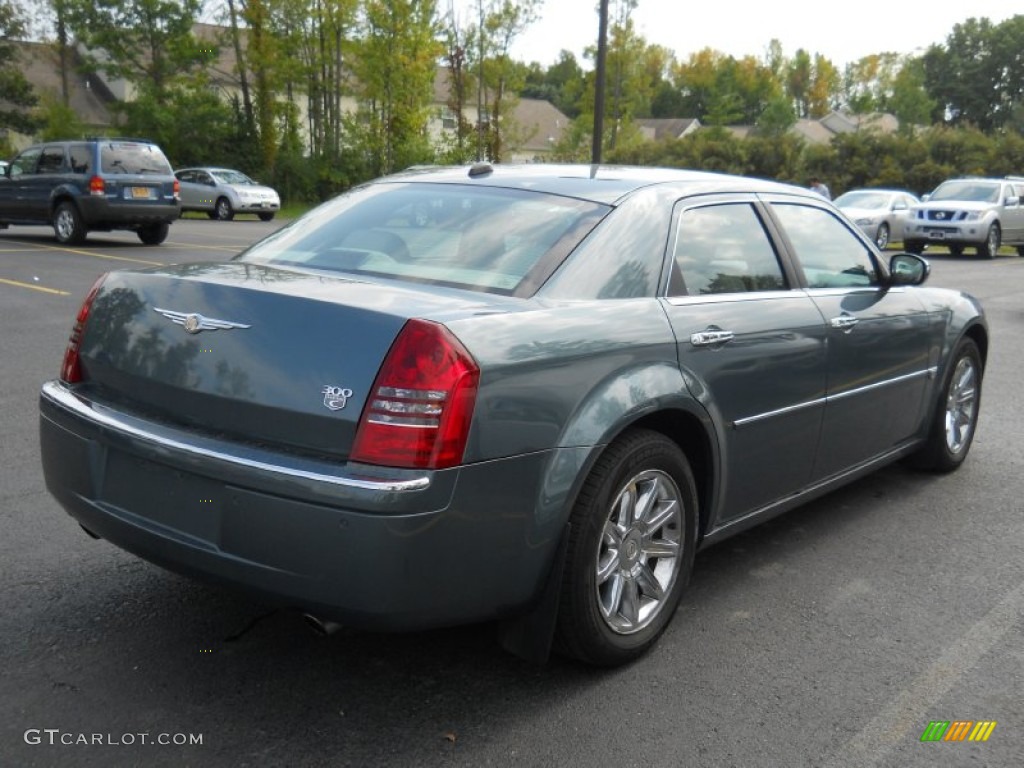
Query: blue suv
[[0, 138, 180, 245]]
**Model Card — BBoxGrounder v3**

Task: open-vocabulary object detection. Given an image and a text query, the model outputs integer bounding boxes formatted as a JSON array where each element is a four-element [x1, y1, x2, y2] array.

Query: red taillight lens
[[60, 274, 107, 383], [173, 178, 180, 200], [88, 175, 105, 196], [350, 319, 479, 469]]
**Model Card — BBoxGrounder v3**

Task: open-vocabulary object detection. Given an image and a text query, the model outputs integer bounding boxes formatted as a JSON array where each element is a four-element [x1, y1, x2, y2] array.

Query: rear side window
[[240, 182, 607, 295], [671, 203, 786, 295], [771, 203, 878, 288], [37, 146, 66, 174], [68, 145, 92, 174], [99, 143, 173, 175]]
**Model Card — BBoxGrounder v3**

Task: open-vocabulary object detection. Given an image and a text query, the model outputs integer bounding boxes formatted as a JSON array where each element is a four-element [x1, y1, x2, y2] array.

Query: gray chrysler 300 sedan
[[39, 164, 987, 666]]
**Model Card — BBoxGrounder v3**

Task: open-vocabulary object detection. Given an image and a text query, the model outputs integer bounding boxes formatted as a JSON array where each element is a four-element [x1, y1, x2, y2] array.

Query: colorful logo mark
[[920, 720, 997, 742]]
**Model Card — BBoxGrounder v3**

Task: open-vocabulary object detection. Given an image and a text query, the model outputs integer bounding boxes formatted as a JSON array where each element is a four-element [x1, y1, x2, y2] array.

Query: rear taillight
[[60, 274, 107, 383], [173, 178, 180, 200], [350, 319, 479, 469], [88, 175, 105, 196]]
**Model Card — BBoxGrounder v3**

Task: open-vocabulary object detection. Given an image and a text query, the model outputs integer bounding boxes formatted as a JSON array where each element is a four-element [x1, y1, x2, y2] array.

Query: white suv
[[904, 177, 1024, 258]]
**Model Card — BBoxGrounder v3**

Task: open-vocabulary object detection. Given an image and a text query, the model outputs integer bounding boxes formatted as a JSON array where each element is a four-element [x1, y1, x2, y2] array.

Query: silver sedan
[[834, 189, 919, 249], [175, 167, 281, 221]]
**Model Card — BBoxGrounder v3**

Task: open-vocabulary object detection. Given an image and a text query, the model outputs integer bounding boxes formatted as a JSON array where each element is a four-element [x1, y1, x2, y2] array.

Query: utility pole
[[591, 0, 609, 164]]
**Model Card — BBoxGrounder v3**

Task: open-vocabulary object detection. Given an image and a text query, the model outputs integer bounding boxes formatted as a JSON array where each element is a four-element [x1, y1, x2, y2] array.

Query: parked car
[[39, 164, 987, 666], [905, 177, 1024, 258], [176, 167, 280, 221], [834, 188, 919, 249], [0, 138, 179, 245]]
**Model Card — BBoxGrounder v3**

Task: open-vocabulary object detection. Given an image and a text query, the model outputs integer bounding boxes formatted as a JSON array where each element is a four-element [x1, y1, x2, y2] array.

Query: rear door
[[765, 198, 932, 481], [661, 195, 829, 522]]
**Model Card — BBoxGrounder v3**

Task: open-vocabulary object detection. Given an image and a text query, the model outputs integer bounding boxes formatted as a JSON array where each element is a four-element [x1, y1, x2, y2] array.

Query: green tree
[[0, 0, 41, 134], [350, 0, 442, 175]]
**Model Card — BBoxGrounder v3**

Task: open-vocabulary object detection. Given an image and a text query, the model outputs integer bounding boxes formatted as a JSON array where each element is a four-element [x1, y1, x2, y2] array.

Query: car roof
[[377, 163, 809, 206]]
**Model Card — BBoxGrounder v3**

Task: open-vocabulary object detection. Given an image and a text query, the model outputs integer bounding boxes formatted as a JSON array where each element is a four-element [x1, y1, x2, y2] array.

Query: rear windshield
[[99, 142, 173, 175], [238, 182, 608, 294]]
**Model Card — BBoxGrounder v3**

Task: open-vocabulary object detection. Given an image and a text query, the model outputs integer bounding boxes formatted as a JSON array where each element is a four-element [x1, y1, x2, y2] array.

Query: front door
[[767, 200, 932, 481]]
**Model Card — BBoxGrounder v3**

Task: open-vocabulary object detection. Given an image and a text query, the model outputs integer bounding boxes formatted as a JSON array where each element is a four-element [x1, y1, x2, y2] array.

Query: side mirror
[[889, 252, 930, 286], [922, 194, 931, 202], [1005, 196, 1019, 206]]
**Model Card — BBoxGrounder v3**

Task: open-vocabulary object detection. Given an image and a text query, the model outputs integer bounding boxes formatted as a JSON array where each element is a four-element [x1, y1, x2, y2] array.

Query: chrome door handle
[[830, 314, 859, 331], [690, 329, 735, 346]]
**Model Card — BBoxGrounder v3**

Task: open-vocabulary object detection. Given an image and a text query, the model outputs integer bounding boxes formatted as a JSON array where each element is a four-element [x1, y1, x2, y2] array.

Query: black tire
[[903, 239, 925, 255], [258, 212, 275, 222], [137, 222, 169, 245], [52, 201, 86, 244], [206, 211, 218, 220], [948, 245, 964, 258], [1016, 245, 1024, 258], [908, 338, 983, 473], [977, 223, 1000, 259], [555, 429, 698, 667], [875, 223, 890, 250], [214, 197, 234, 221]]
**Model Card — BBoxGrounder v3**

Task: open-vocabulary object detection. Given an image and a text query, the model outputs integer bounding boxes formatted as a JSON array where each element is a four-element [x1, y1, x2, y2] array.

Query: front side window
[[772, 203, 878, 288], [10, 147, 42, 177], [671, 203, 786, 296]]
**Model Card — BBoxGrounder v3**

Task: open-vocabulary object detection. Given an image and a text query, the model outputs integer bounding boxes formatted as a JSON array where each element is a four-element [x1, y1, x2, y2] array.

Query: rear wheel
[[977, 223, 1000, 258], [1016, 245, 1024, 257], [53, 202, 86, 244], [909, 338, 982, 473], [948, 245, 964, 257], [874, 222, 890, 250], [214, 197, 234, 221], [137, 222, 169, 245], [258, 212, 275, 222], [555, 429, 697, 666]]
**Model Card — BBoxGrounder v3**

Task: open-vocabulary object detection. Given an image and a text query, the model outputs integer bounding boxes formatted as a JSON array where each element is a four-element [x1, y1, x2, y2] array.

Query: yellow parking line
[[0, 277, 70, 295], [28, 241, 163, 265]]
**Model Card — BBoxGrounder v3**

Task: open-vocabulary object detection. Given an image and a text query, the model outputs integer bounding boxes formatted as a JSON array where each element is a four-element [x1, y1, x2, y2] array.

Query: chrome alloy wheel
[[55, 208, 75, 241], [595, 469, 683, 634], [945, 355, 978, 455]]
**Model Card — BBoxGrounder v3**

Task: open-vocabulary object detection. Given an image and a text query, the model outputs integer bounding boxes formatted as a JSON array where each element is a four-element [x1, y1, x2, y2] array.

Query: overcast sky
[[449, 1, 1023, 69]]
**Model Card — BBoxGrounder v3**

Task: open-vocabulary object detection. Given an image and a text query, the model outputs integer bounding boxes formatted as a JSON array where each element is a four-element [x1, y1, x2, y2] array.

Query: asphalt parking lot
[[1, 220, 1022, 767]]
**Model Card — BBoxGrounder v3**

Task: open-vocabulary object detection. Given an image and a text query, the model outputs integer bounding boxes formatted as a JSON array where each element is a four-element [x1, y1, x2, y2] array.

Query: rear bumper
[[77, 196, 180, 228], [39, 381, 570, 631]]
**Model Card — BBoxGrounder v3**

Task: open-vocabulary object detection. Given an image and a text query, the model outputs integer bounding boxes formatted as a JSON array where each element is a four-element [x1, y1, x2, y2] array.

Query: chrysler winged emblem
[[152, 307, 251, 334]]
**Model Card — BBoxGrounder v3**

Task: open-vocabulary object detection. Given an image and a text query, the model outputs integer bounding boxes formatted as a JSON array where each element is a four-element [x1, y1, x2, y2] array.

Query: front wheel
[[908, 338, 983, 473], [903, 239, 925, 255], [977, 223, 1000, 259], [258, 212, 275, 222], [53, 202, 86, 244], [555, 429, 698, 666]]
